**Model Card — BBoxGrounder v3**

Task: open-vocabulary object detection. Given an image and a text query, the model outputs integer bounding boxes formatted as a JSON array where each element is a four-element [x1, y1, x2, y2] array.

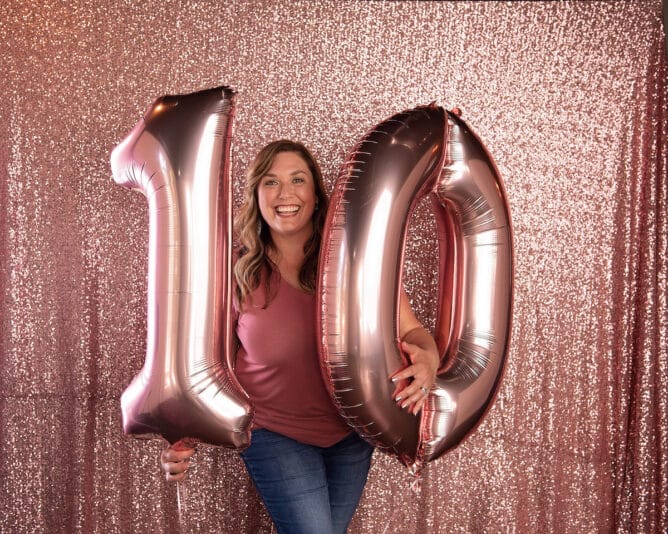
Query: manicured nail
[[401, 401, 409, 409], [391, 376, 399, 383], [395, 396, 402, 402]]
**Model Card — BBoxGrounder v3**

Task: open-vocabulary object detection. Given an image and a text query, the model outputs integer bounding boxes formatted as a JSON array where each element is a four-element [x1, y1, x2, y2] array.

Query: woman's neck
[[268, 233, 310, 288]]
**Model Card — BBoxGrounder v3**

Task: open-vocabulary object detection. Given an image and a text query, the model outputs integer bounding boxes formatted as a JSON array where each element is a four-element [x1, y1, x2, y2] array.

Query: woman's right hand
[[160, 440, 196, 482]]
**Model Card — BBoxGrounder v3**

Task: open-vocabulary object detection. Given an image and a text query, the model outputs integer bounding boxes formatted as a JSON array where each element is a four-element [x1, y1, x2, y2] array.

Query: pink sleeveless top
[[234, 273, 351, 447]]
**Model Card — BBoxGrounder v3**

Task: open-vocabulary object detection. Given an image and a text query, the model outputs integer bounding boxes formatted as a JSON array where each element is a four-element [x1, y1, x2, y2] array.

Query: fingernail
[[391, 377, 399, 383], [401, 401, 409, 409], [395, 396, 402, 402]]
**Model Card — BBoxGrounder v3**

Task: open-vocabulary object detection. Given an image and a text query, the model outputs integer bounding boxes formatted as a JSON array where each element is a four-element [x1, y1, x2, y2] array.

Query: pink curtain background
[[1, 1, 666, 532]]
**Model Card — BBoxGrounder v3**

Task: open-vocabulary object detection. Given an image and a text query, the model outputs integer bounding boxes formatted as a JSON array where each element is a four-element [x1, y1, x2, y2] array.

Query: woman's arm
[[392, 291, 440, 414]]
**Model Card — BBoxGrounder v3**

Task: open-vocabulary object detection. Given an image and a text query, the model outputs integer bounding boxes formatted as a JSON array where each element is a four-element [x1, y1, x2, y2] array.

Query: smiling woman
[[160, 139, 439, 534]]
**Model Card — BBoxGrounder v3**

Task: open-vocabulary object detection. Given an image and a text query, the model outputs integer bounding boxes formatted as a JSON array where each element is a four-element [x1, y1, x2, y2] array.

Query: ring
[[420, 386, 429, 395]]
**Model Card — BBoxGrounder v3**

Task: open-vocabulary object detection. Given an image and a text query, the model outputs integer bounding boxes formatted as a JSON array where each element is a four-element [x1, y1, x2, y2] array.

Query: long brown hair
[[234, 140, 328, 307]]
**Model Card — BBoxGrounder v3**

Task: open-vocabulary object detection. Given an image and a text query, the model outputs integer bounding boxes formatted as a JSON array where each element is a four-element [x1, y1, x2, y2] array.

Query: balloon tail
[[176, 480, 187, 526], [409, 473, 422, 494]]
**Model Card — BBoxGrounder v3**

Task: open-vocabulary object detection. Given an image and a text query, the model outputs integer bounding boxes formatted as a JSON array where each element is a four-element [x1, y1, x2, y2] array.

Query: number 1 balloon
[[110, 86, 252, 447], [318, 104, 513, 469]]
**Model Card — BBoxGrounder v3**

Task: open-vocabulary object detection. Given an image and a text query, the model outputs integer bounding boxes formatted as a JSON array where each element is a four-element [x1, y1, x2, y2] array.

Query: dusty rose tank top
[[234, 273, 351, 447]]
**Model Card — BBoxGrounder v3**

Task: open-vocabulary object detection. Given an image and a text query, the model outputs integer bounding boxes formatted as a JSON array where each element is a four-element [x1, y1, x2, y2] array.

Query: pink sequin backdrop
[[0, 1, 666, 533]]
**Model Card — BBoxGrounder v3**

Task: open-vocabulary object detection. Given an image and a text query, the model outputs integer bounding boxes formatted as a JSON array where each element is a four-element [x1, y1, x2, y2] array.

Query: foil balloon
[[111, 86, 252, 448], [318, 105, 513, 469]]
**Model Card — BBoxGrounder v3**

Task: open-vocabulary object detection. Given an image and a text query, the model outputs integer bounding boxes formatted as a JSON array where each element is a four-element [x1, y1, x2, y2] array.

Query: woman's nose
[[277, 182, 293, 198]]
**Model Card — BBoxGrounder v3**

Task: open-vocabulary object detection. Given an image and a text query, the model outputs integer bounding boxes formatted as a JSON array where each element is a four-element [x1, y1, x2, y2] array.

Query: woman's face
[[257, 151, 317, 243]]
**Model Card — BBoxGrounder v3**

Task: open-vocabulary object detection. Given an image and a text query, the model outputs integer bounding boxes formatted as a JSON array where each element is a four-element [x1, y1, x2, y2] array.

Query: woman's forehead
[[266, 151, 311, 174]]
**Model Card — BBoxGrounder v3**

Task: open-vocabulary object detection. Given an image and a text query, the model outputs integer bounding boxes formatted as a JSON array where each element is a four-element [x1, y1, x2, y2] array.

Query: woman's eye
[[292, 177, 305, 184], [262, 179, 277, 186]]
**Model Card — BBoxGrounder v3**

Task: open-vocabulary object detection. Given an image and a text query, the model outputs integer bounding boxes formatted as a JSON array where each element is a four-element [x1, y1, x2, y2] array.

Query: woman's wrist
[[401, 326, 440, 371]]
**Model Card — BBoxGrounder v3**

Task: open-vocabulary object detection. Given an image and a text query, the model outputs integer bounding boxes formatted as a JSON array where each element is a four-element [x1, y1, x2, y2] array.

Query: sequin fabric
[[0, 1, 665, 532]]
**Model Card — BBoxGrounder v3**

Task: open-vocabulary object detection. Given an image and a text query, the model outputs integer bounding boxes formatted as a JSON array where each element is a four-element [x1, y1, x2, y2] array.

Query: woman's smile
[[275, 204, 300, 215]]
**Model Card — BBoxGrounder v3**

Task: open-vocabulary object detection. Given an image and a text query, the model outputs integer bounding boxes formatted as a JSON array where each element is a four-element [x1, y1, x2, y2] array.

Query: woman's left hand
[[392, 290, 440, 414], [391, 332, 439, 414]]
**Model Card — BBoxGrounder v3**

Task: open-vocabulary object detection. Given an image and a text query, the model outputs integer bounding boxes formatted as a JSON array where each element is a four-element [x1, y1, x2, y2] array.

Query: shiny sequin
[[0, 1, 665, 532]]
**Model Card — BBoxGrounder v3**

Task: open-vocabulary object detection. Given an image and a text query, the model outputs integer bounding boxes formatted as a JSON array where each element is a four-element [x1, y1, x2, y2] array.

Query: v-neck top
[[234, 273, 351, 447]]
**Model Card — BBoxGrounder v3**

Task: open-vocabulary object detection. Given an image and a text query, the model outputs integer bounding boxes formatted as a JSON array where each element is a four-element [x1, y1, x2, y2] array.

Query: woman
[[161, 140, 439, 534]]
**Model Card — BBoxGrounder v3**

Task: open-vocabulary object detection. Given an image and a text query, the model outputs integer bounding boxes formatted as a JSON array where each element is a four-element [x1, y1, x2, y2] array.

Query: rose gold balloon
[[110, 86, 252, 447], [318, 105, 513, 469]]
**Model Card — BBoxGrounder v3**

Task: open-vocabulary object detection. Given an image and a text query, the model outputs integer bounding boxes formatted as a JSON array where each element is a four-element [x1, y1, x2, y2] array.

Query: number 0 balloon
[[318, 104, 513, 469], [110, 86, 252, 447]]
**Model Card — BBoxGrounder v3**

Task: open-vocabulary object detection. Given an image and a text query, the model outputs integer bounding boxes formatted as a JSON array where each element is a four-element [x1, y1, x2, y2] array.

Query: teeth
[[276, 205, 299, 213]]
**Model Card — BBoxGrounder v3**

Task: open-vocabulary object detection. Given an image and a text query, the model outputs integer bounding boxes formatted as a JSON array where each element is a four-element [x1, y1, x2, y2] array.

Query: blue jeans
[[240, 429, 374, 534]]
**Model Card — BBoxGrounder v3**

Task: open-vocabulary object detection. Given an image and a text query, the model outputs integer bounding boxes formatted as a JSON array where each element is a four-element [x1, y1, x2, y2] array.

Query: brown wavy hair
[[234, 140, 328, 308]]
